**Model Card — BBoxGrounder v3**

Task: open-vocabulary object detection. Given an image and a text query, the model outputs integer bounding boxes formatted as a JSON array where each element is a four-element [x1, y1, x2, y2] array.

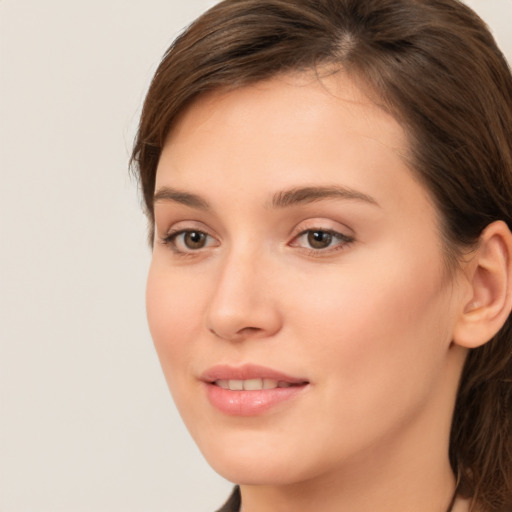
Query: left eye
[[292, 229, 352, 251]]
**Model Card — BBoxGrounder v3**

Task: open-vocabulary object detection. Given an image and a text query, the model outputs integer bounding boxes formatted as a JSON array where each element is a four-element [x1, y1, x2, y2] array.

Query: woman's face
[[147, 73, 466, 485]]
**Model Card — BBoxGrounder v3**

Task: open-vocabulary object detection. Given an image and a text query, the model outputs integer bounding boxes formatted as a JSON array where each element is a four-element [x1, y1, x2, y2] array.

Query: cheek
[[145, 261, 205, 386], [288, 252, 454, 414]]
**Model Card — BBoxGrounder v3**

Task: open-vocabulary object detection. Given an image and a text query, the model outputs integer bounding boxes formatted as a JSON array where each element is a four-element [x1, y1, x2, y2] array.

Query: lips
[[201, 364, 309, 416]]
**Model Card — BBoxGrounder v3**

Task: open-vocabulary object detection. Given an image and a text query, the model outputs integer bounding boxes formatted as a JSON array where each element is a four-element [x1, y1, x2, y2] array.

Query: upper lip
[[200, 364, 309, 384]]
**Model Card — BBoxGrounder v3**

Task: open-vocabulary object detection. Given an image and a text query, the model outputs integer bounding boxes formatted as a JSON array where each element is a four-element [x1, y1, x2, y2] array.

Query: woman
[[131, 0, 512, 511]]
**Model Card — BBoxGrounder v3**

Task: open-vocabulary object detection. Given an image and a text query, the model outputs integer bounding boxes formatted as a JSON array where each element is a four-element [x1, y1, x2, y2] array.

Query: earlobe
[[453, 221, 512, 349]]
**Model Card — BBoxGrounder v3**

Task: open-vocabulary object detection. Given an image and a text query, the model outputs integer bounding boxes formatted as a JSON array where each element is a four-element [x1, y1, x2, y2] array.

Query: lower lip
[[204, 383, 307, 416]]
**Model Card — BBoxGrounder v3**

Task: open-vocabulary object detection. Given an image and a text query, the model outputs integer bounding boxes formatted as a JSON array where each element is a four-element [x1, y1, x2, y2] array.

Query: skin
[[146, 73, 473, 512]]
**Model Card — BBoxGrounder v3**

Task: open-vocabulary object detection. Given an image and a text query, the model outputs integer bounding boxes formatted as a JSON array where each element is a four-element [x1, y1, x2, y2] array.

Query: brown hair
[[131, 1, 512, 509]]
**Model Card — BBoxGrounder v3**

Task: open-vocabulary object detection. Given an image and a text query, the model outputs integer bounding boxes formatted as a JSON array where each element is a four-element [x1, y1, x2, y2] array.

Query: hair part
[[131, 1, 512, 509]]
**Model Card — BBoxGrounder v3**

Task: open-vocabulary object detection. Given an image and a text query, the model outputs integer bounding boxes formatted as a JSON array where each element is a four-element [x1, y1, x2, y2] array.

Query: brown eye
[[162, 229, 217, 254], [290, 228, 354, 254], [307, 230, 333, 249], [183, 231, 207, 249]]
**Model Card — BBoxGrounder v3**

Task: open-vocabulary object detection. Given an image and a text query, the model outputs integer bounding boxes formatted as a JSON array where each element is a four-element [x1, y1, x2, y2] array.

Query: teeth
[[216, 380, 229, 390], [229, 380, 244, 390], [214, 379, 295, 390], [263, 379, 278, 389], [244, 378, 263, 390]]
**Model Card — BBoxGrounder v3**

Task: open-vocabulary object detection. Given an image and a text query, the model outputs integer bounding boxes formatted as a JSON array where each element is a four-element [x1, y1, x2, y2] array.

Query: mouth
[[212, 378, 306, 391], [201, 364, 310, 416]]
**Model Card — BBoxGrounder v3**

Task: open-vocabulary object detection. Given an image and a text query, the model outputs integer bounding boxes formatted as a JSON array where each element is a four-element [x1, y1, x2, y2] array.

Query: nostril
[[240, 327, 261, 334], [208, 325, 263, 340]]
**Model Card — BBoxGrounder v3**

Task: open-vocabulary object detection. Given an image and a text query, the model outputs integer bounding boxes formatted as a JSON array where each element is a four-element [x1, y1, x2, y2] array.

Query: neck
[[240, 450, 456, 512]]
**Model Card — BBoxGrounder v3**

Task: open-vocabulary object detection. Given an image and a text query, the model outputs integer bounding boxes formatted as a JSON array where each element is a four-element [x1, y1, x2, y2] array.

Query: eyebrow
[[153, 185, 379, 210], [269, 186, 379, 209], [153, 186, 210, 210]]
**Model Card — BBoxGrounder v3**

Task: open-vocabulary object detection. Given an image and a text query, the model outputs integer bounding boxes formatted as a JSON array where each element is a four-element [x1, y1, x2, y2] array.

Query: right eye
[[161, 229, 218, 254]]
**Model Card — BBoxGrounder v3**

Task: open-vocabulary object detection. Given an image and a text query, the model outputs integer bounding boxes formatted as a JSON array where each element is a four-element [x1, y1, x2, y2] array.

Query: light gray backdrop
[[1, 1, 511, 511]]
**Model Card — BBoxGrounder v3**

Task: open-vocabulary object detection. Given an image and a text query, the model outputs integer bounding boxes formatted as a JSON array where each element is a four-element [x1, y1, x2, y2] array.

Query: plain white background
[[0, 1, 511, 511]]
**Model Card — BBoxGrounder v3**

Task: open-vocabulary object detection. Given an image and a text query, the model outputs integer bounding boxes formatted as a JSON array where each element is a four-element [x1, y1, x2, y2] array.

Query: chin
[[209, 457, 303, 486], [195, 434, 302, 485]]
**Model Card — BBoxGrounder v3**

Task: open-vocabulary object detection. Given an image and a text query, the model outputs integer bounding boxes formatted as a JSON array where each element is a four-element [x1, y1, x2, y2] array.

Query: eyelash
[[159, 228, 354, 257]]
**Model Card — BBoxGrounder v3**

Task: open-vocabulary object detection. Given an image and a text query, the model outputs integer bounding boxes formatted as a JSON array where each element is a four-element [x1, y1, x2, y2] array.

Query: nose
[[205, 248, 283, 342]]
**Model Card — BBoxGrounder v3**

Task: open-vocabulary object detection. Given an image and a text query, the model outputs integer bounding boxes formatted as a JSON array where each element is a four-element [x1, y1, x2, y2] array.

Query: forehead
[[162, 71, 408, 168], [156, 72, 415, 205]]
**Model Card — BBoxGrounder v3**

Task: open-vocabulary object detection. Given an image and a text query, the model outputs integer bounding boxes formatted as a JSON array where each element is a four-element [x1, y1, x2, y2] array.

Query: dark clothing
[[216, 486, 241, 512]]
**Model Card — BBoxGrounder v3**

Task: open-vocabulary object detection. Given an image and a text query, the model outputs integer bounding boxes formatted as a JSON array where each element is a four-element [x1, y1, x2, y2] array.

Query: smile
[[202, 364, 310, 416]]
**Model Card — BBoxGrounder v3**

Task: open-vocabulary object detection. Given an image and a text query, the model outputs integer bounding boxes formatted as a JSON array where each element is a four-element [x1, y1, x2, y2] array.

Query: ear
[[453, 220, 512, 349]]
